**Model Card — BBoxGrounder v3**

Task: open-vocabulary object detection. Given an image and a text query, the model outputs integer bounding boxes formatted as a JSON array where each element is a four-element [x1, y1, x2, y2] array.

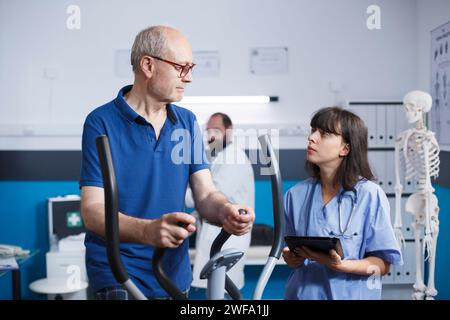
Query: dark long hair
[[306, 107, 374, 190]]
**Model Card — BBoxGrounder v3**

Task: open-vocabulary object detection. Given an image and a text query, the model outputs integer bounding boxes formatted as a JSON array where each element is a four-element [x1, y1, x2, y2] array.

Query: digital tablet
[[284, 236, 344, 259]]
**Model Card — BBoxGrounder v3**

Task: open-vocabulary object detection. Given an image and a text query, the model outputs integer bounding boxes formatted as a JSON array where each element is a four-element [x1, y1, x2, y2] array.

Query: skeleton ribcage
[[401, 131, 440, 190]]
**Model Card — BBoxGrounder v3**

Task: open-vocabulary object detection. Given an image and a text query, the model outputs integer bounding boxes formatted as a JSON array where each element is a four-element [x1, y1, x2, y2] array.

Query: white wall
[[0, 0, 419, 149]]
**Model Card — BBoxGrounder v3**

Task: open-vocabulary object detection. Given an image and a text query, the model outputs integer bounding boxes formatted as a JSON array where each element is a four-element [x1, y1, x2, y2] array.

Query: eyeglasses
[[150, 55, 196, 78]]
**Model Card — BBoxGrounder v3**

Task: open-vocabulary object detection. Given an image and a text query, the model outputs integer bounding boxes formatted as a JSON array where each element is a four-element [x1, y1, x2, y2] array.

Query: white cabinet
[[45, 250, 88, 300]]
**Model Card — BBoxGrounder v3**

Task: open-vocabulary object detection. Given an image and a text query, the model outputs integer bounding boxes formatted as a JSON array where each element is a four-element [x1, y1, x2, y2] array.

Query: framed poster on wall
[[431, 21, 450, 151]]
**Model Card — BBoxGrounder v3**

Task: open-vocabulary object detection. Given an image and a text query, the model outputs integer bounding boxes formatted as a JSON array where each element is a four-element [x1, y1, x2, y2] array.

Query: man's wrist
[[218, 202, 233, 224], [141, 219, 155, 245]]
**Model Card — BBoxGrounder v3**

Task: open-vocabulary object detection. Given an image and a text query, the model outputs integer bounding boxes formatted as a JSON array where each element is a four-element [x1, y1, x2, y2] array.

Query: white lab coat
[[185, 142, 255, 289]]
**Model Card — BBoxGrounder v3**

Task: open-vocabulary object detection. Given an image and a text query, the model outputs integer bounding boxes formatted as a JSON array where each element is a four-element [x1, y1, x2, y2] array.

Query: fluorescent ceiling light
[[179, 96, 278, 104]]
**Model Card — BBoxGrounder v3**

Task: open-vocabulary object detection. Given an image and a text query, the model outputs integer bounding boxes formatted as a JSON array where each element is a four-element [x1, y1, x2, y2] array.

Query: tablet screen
[[284, 236, 344, 259]]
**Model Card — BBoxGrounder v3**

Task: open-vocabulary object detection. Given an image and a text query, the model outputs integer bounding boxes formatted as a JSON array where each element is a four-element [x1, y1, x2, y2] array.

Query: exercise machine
[[96, 134, 284, 300]]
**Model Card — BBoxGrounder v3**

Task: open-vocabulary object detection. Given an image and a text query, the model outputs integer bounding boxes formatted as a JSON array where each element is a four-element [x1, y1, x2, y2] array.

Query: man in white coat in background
[[185, 112, 255, 297]]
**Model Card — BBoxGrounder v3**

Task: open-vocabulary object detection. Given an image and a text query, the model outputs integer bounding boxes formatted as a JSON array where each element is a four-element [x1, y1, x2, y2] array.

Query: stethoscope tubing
[[305, 181, 357, 238]]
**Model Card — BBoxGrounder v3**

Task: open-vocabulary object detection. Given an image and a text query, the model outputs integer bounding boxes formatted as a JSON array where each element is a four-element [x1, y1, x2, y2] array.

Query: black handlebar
[[96, 135, 129, 284], [152, 248, 188, 300], [152, 222, 189, 300], [209, 209, 247, 258]]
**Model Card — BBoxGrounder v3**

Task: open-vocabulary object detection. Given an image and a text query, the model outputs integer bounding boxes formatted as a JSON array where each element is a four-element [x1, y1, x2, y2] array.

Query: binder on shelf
[[376, 105, 387, 146], [385, 105, 397, 147]]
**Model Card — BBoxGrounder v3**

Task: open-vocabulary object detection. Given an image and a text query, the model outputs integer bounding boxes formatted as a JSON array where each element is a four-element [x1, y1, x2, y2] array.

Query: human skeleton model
[[394, 90, 440, 300]]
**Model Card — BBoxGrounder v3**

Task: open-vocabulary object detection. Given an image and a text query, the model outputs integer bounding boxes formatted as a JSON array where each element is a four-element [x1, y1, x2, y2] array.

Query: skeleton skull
[[403, 90, 432, 123]]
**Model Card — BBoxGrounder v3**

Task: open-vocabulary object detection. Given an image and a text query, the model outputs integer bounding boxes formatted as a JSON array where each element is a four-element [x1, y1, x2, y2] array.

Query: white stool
[[29, 278, 88, 300]]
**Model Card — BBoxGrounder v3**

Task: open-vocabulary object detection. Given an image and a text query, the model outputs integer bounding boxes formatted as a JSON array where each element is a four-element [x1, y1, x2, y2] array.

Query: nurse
[[283, 106, 403, 300]]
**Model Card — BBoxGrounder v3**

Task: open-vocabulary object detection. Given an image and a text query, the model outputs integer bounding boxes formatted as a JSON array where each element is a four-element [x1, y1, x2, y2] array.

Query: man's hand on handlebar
[[145, 212, 196, 248], [220, 203, 255, 236]]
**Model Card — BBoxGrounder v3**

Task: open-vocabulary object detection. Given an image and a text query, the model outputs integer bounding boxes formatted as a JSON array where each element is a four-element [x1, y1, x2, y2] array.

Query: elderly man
[[79, 26, 255, 300]]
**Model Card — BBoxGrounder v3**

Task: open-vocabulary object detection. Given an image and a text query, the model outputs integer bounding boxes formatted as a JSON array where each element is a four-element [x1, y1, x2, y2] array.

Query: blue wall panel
[[0, 181, 80, 300], [433, 185, 450, 299]]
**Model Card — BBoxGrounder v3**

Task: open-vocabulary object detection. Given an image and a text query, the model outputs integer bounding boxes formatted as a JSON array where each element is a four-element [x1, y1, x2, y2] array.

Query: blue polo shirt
[[79, 85, 209, 298]]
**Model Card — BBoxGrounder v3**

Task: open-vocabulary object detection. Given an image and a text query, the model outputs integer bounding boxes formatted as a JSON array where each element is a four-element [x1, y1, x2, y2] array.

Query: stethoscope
[[305, 181, 358, 238]]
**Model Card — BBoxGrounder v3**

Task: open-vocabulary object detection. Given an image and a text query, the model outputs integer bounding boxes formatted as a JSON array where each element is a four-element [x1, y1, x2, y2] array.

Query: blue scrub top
[[284, 178, 403, 300], [79, 85, 209, 298]]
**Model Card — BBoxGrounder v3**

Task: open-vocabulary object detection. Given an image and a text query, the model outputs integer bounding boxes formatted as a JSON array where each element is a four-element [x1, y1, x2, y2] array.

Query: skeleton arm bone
[[394, 134, 406, 247]]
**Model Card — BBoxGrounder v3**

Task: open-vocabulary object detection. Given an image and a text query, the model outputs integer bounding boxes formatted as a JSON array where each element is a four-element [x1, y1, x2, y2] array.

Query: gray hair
[[130, 26, 167, 72]]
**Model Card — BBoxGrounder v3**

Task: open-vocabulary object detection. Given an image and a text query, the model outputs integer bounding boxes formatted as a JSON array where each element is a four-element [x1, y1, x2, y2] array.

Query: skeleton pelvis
[[405, 193, 439, 223]]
